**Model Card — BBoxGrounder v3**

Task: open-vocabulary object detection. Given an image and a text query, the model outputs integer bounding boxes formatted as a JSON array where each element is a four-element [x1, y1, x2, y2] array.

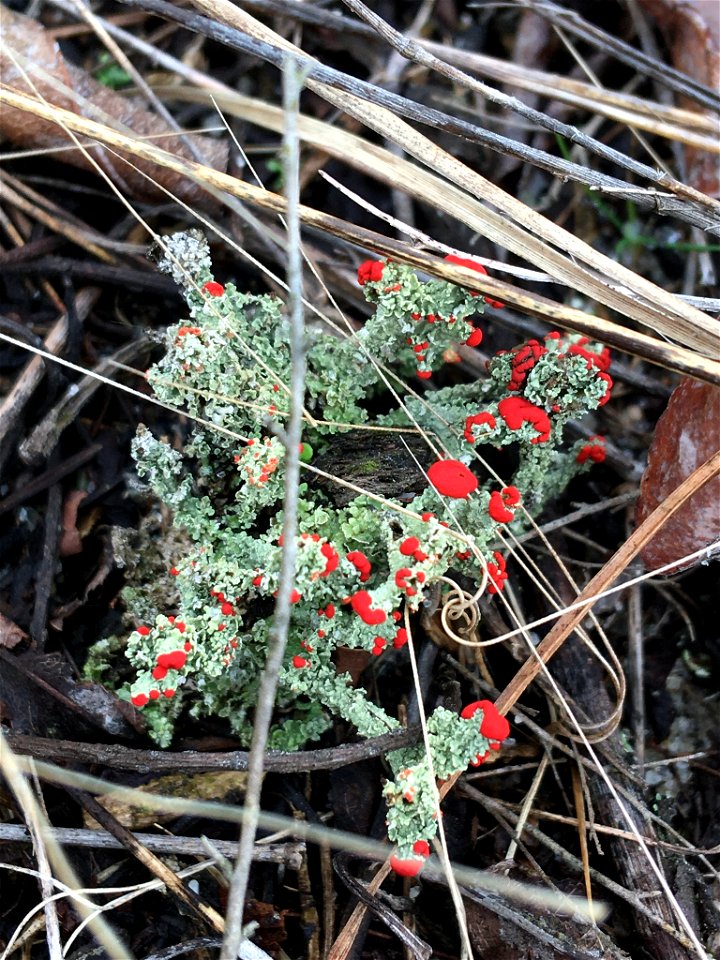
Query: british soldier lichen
[[93, 232, 612, 863]]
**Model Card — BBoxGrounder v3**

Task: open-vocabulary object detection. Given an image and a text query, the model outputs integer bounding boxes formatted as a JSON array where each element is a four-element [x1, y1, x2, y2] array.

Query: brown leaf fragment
[[0, 7, 228, 206], [636, 377, 720, 573], [59, 489, 88, 557], [0, 613, 27, 650]]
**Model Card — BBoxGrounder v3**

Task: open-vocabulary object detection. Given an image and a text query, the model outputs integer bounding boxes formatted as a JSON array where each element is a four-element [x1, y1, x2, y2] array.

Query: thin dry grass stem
[[523, 0, 720, 111], [550, 18, 672, 177], [466, 786, 700, 952], [11, 757, 607, 920], [495, 449, 720, 717], [27, 772, 63, 960], [0, 172, 116, 263], [2, 86, 719, 386], [570, 763, 594, 918], [0, 201, 66, 312], [0, 731, 133, 959], [505, 751, 550, 862], [428, 41, 720, 141]]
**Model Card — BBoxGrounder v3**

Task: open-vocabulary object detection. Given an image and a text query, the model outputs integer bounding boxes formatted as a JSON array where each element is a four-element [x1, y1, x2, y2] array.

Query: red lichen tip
[[427, 459, 478, 499], [357, 260, 385, 286], [202, 280, 225, 297], [576, 436, 606, 464], [399, 536, 421, 556], [461, 699, 510, 743], [464, 412, 496, 444], [350, 590, 387, 625], [131, 693, 148, 708], [498, 396, 551, 444], [390, 853, 426, 877], [157, 650, 188, 671]]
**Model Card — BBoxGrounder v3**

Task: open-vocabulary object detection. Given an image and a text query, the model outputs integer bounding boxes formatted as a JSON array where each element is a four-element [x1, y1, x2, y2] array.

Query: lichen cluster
[[95, 232, 611, 864]]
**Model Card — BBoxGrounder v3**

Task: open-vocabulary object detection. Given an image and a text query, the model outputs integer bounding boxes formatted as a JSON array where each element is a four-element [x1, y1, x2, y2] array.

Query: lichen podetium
[[92, 232, 611, 866]]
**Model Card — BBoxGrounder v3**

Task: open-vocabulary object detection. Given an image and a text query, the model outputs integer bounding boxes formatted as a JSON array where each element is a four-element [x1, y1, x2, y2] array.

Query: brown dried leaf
[[59, 489, 88, 558], [638, 0, 720, 194], [0, 613, 27, 650], [0, 7, 228, 205], [636, 377, 720, 573]]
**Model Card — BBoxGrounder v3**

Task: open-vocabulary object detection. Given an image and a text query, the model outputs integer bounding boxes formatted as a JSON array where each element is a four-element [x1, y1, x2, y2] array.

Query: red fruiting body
[[443, 254, 505, 307], [252, 575, 263, 587], [131, 693, 148, 708], [427, 459, 478, 499], [488, 491, 513, 523], [395, 568, 412, 590], [567, 338, 611, 372], [488, 486, 521, 524], [163, 689, 176, 699], [175, 621, 186, 633], [157, 650, 187, 671], [417, 370, 432, 380], [576, 436, 606, 464], [292, 655, 309, 668], [390, 853, 425, 877], [136, 626, 151, 636], [183, 641, 192, 652], [486, 551, 508, 594], [497, 396, 551, 444], [394, 627, 408, 649], [413, 840, 431, 858], [400, 536, 421, 556], [221, 602, 235, 616], [149, 689, 160, 701], [325, 603, 335, 619], [465, 328, 483, 348], [320, 542, 340, 576], [152, 666, 168, 681], [461, 700, 510, 743], [290, 589, 302, 604], [346, 551, 372, 582], [596, 372, 613, 405], [350, 590, 387, 625], [357, 260, 385, 285], [170, 567, 179, 576], [202, 280, 225, 297], [471, 751, 490, 767], [507, 339, 547, 391], [463, 412, 497, 444]]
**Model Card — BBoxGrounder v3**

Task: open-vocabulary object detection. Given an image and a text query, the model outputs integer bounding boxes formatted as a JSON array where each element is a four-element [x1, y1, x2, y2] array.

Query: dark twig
[[66, 788, 226, 933], [30, 479, 62, 650], [6, 728, 422, 772], [333, 852, 432, 960], [0, 822, 304, 868], [112, 0, 720, 232]]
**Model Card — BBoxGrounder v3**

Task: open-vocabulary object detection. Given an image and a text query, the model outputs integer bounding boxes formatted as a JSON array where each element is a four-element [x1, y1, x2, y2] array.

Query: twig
[[220, 55, 309, 960], [0, 823, 304, 867]]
